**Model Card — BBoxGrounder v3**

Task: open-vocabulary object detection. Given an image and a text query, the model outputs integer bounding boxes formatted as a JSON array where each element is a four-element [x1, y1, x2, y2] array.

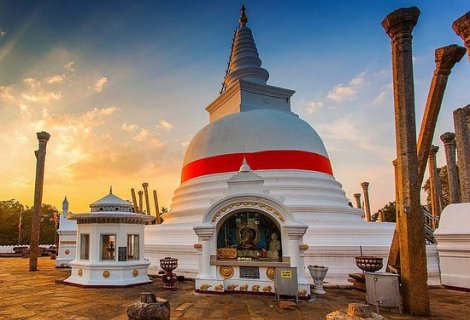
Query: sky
[[0, 1, 468, 213]]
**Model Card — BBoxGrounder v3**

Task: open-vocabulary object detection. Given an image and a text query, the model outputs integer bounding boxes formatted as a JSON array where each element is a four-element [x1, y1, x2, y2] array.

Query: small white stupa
[[65, 188, 154, 287], [56, 196, 77, 268]]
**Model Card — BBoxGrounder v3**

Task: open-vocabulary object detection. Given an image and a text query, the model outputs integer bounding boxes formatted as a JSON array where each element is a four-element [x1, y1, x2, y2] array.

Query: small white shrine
[[434, 203, 470, 289], [56, 197, 77, 268], [65, 189, 154, 287]]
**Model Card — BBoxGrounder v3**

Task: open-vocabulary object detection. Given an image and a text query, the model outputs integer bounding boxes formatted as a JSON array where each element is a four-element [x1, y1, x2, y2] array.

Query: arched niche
[[215, 208, 283, 262]]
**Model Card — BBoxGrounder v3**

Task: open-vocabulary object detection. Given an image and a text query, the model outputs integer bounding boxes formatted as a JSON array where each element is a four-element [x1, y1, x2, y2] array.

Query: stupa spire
[[239, 4, 248, 26], [223, 5, 269, 89]]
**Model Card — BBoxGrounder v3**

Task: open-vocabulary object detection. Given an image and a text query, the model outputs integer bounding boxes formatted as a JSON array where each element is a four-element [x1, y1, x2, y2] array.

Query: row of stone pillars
[[130, 183, 162, 224], [381, 7, 469, 316], [353, 182, 374, 222]]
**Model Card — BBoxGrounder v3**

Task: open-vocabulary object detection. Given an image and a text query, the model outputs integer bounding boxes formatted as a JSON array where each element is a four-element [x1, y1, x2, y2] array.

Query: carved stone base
[[127, 292, 170, 320]]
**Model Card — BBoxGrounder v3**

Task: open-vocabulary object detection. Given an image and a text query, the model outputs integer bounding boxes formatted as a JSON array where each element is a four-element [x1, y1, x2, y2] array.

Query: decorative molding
[[299, 244, 309, 251], [65, 249, 70, 255], [78, 269, 83, 277], [103, 271, 110, 278], [133, 269, 139, 277], [212, 202, 284, 223], [219, 266, 234, 279], [193, 243, 202, 249], [77, 217, 148, 225]]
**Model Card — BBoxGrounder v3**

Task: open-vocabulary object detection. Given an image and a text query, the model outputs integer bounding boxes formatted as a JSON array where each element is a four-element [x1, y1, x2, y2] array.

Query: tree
[[376, 201, 397, 222], [0, 200, 58, 245]]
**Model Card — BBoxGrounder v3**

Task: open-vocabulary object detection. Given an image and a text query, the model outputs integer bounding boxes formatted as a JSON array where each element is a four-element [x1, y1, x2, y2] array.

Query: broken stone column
[[138, 190, 144, 214], [416, 44, 466, 185], [353, 193, 362, 209], [428, 145, 443, 223], [453, 12, 470, 60], [360, 182, 371, 222], [382, 7, 430, 315], [142, 183, 151, 216], [127, 292, 170, 320], [454, 105, 470, 202], [29, 131, 51, 272], [440, 132, 460, 203], [131, 188, 139, 213]]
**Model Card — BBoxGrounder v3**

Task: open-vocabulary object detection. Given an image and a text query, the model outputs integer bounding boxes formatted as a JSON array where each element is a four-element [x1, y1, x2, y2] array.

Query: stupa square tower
[[145, 6, 409, 293]]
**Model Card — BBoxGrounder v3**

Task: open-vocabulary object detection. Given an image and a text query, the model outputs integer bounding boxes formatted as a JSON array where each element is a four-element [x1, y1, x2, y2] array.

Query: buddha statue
[[266, 232, 280, 260]]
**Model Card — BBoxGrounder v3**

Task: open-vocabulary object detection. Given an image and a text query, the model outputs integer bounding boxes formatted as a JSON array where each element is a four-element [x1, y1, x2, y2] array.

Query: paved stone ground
[[1, 258, 469, 319]]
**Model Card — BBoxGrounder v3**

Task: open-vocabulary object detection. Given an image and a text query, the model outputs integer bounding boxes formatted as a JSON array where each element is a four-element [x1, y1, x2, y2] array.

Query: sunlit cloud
[[46, 74, 66, 84], [156, 119, 173, 131], [93, 76, 108, 92], [64, 61, 75, 72], [327, 72, 366, 102], [305, 100, 324, 114], [122, 123, 139, 132]]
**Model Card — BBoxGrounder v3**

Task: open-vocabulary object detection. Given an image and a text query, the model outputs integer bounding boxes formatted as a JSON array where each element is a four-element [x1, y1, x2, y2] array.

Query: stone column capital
[[453, 12, 470, 56], [37, 131, 50, 143], [138, 190, 143, 194], [142, 182, 149, 188], [382, 7, 420, 40], [440, 132, 456, 145], [429, 145, 439, 157], [360, 182, 369, 190], [353, 193, 361, 198], [434, 45, 466, 75]]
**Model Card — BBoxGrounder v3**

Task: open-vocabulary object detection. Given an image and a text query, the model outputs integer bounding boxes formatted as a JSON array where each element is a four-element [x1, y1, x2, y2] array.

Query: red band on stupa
[[181, 150, 333, 183]]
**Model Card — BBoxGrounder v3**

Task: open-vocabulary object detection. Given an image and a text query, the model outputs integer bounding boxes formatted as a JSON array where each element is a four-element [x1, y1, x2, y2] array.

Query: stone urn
[[160, 257, 178, 290], [308, 265, 328, 295]]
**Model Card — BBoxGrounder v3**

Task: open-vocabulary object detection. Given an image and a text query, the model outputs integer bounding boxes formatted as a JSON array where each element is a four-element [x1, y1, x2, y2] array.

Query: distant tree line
[[0, 200, 58, 245]]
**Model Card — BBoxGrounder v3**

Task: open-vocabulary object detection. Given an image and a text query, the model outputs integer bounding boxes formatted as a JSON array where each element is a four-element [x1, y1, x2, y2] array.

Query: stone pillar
[[440, 132, 460, 203], [284, 224, 308, 283], [353, 193, 362, 209], [153, 190, 161, 224], [142, 183, 151, 216], [131, 188, 139, 213], [382, 7, 430, 315], [428, 146, 443, 224], [453, 12, 470, 60], [193, 224, 214, 279], [454, 105, 470, 202], [416, 44, 466, 185], [138, 191, 144, 214], [29, 131, 51, 272], [386, 160, 401, 272], [360, 182, 371, 222]]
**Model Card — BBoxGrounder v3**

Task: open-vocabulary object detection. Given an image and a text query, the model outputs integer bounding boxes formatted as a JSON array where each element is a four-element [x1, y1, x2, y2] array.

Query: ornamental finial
[[239, 4, 248, 26], [109, 186, 113, 194]]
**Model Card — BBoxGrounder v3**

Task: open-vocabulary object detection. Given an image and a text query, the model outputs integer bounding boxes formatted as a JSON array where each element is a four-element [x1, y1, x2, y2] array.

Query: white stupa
[[65, 189, 154, 287], [145, 6, 439, 292], [56, 197, 77, 268]]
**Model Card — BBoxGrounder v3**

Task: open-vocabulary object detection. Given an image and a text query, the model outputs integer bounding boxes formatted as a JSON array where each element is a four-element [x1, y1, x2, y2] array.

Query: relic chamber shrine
[[65, 190, 154, 287], [144, 6, 415, 293]]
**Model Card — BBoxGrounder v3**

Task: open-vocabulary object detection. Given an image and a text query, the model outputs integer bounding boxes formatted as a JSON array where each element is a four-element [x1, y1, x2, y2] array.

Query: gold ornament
[[133, 269, 139, 277], [299, 244, 309, 251], [65, 249, 70, 255], [263, 285, 272, 293], [266, 267, 275, 281], [252, 284, 260, 292], [214, 284, 224, 291], [103, 271, 110, 278], [199, 284, 211, 291], [219, 265, 234, 279], [78, 269, 83, 277]]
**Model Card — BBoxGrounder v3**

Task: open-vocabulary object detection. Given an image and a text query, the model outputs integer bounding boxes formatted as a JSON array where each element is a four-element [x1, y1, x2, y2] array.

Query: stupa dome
[[181, 109, 332, 182]]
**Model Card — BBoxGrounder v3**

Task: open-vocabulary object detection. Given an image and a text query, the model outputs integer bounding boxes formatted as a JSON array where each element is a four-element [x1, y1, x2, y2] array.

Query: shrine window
[[100, 234, 116, 260], [127, 234, 139, 260], [79, 233, 90, 260], [217, 211, 282, 261]]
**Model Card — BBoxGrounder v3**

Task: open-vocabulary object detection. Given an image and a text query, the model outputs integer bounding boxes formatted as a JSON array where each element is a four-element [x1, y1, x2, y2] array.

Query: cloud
[[327, 72, 366, 102], [93, 76, 108, 92], [0, 85, 14, 101], [22, 91, 62, 103], [156, 119, 173, 131], [306, 101, 324, 114], [373, 83, 392, 105], [122, 123, 139, 132], [64, 62, 75, 72], [0, 31, 5, 37], [133, 128, 149, 141], [46, 74, 66, 84]]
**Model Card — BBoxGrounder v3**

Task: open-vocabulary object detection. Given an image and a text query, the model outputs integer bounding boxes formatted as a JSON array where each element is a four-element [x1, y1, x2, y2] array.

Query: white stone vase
[[308, 265, 329, 295]]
